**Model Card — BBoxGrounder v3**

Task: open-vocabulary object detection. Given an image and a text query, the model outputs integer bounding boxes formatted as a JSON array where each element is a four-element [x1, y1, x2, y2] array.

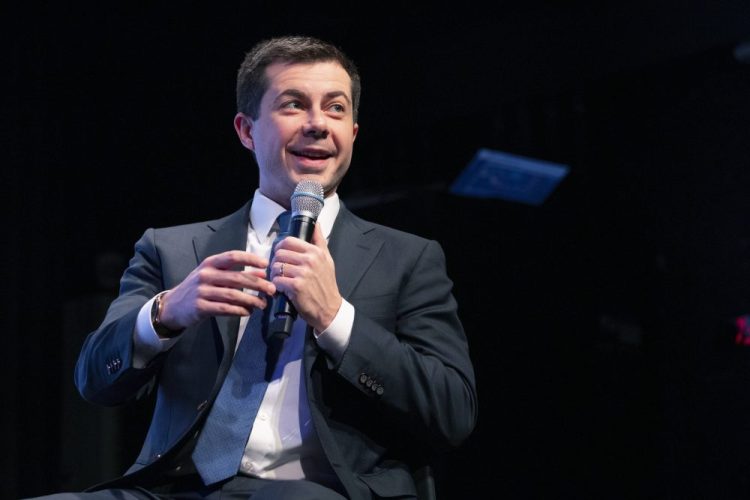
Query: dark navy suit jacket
[[75, 201, 477, 499]]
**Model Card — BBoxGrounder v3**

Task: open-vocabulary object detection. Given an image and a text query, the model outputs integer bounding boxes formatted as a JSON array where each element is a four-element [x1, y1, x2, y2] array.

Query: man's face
[[236, 61, 359, 206]]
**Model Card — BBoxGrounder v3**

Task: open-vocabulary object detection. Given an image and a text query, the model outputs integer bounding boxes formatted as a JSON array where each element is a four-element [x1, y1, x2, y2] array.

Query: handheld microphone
[[270, 179, 325, 340]]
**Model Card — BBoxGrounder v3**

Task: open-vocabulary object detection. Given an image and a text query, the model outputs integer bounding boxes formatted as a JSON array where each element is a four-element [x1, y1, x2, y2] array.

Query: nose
[[302, 110, 329, 139]]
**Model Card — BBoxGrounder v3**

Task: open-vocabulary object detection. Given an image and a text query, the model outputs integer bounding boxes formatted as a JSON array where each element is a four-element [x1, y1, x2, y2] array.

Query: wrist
[[316, 296, 343, 333], [151, 291, 183, 338]]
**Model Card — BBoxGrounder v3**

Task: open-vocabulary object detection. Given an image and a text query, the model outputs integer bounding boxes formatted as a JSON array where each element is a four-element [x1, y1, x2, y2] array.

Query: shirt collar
[[250, 189, 340, 241]]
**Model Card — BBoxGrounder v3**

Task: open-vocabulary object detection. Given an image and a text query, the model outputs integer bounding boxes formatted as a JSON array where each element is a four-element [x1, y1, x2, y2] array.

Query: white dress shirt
[[132, 189, 354, 484]]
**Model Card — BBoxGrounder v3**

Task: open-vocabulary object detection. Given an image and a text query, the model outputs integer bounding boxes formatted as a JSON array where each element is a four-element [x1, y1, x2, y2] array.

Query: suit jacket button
[[359, 373, 368, 385], [376, 386, 384, 396], [365, 378, 374, 388]]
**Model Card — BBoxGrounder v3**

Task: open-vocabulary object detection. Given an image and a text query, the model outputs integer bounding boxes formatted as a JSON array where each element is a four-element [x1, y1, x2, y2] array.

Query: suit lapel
[[328, 205, 384, 298]]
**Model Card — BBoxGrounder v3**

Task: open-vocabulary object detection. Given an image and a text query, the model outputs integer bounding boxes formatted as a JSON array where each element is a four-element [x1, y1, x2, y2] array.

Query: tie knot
[[272, 210, 291, 238], [269, 211, 292, 263]]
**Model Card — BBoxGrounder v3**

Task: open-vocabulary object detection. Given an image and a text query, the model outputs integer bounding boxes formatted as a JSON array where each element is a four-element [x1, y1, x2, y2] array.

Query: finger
[[273, 235, 310, 254], [274, 261, 296, 280], [194, 296, 265, 318], [194, 268, 276, 296], [199, 287, 270, 310], [204, 250, 269, 270], [311, 223, 328, 249], [236, 270, 277, 295]]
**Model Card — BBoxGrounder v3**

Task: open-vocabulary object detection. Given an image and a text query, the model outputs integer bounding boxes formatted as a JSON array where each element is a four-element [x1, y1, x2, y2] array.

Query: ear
[[234, 112, 254, 151], [352, 122, 359, 142]]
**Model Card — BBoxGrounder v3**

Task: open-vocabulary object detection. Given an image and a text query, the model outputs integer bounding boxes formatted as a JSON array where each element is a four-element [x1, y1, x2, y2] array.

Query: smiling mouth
[[289, 148, 333, 161]]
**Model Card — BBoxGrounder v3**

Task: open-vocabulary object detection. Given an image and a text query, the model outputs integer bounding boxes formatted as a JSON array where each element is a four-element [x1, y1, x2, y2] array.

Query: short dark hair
[[236, 35, 361, 121]]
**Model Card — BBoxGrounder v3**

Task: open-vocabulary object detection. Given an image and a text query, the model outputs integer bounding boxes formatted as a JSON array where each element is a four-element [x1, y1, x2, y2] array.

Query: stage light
[[450, 148, 569, 205], [734, 314, 750, 346]]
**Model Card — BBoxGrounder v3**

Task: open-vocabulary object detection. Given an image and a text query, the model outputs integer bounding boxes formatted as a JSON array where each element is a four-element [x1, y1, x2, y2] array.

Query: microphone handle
[[270, 214, 316, 339], [288, 214, 316, 242]]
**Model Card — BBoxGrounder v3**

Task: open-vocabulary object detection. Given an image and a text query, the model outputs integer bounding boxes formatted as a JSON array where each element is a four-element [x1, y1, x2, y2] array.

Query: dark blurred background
[[5, 1, 750, 498]]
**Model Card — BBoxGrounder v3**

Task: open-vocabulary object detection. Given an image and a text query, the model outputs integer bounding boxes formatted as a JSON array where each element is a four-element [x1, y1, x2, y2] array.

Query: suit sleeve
[[335, 238, 478, 449], [74, 228, 167, 406]]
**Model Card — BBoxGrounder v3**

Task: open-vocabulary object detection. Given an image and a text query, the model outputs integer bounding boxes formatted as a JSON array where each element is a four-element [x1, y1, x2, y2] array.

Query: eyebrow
[[275, 88, 352, 105]]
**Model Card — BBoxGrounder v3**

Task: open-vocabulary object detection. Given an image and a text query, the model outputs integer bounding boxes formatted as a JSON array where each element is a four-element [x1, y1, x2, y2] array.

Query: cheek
[[274, 118, 299, 138], [254, 135, 283, 160], [257, 119, 293, 146], [334, 126, 356, 150]]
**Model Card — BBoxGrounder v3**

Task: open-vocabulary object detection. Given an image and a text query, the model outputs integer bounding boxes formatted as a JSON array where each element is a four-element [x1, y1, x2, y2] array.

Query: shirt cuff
[[313, 299, 354, 366], [133, 294, 180, 369]]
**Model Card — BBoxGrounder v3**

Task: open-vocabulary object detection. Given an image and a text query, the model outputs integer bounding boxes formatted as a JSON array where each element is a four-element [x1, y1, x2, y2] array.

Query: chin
[[295, 172, 328, 185]]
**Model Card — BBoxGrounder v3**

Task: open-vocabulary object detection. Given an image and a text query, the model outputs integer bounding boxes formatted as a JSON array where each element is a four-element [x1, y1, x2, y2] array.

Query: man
[[62, 35, 477, 499]]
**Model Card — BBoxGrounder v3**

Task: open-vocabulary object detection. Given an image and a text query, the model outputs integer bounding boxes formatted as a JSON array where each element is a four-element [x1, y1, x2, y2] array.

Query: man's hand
[[270, 224, 342, 332], [158, 250, 276, 331]]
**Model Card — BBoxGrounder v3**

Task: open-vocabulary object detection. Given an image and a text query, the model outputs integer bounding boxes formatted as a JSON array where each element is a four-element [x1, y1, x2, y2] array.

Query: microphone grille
[[291, 180, 325, 219]]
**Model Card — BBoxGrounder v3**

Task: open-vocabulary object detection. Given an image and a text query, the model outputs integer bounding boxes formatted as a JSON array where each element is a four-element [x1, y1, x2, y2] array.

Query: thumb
[[311, 222, 328, 249]]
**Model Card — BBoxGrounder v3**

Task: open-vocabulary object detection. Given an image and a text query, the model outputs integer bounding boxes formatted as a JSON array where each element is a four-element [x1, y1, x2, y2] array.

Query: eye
[[282, 100, 303, 110], [329, 103, 346, 113]]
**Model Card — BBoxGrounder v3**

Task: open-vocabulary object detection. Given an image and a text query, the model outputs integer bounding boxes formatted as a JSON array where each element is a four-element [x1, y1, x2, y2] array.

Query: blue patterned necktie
[[191, 210, 290, 485]]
